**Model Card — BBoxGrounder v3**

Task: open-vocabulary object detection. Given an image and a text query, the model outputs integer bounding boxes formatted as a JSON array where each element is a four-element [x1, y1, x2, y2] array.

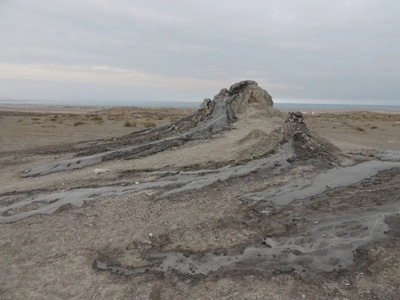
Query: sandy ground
[[1, 103, 400, 299]]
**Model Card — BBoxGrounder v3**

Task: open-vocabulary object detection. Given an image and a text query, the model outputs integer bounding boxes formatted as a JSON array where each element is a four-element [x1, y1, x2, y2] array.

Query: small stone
[[95, 168, 110, 175], [263, 238, 277, 248], [148, 233, 153, 237]]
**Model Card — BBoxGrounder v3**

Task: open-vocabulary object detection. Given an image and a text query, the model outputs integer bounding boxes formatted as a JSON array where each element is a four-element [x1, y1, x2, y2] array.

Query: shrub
[[370, 126, 378, 129], [91, 115, 103, 121], [92, 115, 104, 125], [73, 120, 84, 126], [124, 120, 137, 127], [351, 125, 365, 131], [140, 121, 156, 128]]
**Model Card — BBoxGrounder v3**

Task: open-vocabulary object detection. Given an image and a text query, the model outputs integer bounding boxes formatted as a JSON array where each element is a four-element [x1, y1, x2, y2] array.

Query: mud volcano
[[21, 80, 341, 177], [2, 81, 400, 299]]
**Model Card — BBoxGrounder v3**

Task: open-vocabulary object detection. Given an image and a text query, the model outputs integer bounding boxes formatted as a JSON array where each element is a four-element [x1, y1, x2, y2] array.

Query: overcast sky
[[0, 0, 399, 105]]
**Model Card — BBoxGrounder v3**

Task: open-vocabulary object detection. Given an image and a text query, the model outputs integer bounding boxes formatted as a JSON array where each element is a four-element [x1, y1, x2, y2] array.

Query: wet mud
[[6, 144, 400, 225], [92, 171, 400, 278], [21, 90, 238, 177], [1, 142, 293, 223]]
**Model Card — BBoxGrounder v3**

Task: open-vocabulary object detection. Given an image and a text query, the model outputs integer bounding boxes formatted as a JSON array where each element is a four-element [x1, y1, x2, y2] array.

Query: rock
[[199, 98, 214, 115], [199, 98, 211, 109], [288, 111, 304, 124], [263, 237, 277, 248], [95, 168, 110, 175]]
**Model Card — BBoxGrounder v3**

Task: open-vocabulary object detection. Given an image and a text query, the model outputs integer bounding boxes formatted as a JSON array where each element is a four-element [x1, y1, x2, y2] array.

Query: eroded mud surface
[[94, 199, 400, 278]]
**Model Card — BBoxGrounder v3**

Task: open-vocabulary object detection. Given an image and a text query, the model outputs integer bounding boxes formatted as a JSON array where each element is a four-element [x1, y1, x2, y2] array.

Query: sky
[[0, 0, 399, 105]]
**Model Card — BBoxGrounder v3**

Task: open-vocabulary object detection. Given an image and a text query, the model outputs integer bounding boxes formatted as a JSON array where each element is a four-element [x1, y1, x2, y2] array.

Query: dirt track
[[1, 82, 400, 299]]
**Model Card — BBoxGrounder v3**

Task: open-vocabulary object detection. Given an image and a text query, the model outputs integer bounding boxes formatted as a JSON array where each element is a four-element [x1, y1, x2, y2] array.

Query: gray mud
[[94, 201, 400, 277], [375, 149, 400, 161], [0, 143, 293, 223], [21, 92, 238, 177], [5, 144, 400, 225], [244, 160, 400, 206]]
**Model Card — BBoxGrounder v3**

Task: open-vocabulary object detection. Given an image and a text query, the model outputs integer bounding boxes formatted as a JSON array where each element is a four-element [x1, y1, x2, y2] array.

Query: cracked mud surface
[[2, 81, 400, 299]]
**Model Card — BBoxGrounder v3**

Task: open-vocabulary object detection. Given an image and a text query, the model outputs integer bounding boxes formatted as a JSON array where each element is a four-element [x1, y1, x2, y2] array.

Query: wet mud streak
[[21, 93, 238, 178], [0, 143, 294, 223], [94, 202, 400, 276], [3, 147, 400, 224], [243, 161, 400, 206], [375, 150, 400, 161]]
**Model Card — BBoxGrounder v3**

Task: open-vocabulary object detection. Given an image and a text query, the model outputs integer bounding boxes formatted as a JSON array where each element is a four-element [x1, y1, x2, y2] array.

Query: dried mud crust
[[92, 168, 400, 273]]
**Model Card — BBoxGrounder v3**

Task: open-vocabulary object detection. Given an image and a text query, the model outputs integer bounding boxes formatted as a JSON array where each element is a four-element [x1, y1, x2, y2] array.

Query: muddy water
[[95, 202, 400, 276]]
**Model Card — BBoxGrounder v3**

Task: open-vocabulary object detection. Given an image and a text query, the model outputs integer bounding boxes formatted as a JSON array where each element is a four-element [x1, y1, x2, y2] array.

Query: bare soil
[[1, 102, 400, 300]]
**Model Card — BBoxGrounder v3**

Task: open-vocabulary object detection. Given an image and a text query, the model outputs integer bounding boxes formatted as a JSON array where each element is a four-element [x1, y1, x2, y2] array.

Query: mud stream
[[3, 143, 400, 225], [0, 142, 294, 223], [21, 93, 237, 178]]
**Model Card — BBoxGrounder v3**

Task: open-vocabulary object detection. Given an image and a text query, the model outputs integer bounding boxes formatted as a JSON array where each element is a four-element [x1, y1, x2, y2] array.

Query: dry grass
[[73, 120, 84, 126], [123, 120, 137, 127], [138, 121, 156, 128]]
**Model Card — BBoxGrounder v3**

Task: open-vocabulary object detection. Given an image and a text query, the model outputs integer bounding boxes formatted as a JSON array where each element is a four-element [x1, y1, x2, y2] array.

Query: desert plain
[[1, 81, 400, 299]]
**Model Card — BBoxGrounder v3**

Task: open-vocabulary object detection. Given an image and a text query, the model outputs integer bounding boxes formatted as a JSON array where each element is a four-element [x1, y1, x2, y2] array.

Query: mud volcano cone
[[21, 80, 345, 177]]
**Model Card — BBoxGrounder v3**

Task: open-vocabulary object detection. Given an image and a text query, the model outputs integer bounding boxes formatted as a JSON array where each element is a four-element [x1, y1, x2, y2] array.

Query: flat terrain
[[1, 100, 400, 299]]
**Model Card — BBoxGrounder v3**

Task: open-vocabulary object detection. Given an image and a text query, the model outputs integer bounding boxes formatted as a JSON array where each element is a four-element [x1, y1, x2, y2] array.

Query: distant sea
[[0, 99, 399, 110]]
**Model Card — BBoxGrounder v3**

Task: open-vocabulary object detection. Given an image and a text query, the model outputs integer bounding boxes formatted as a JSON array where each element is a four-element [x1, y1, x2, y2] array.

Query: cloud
[[0, 63, 301, 92], [0, 0, 399, 103]]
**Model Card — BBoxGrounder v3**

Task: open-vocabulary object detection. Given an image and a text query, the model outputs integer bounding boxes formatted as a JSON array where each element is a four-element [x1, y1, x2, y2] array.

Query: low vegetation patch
[[91, 115, 104, 125], [351, 125, 365, 131], [139, 121, 156, 128], [124, 120, 137, 127], [73, 120, 84, 126]]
